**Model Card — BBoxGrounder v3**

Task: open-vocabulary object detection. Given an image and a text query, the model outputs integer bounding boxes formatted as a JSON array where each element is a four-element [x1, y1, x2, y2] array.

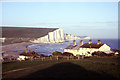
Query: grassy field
[[2, 56, 120, 80]]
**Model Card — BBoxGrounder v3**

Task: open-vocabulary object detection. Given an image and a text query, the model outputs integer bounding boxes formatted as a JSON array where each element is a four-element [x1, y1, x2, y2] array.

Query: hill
[[1, 27, 90, 45], [2, 27, 58, 38], [1, 27, 58, 45]]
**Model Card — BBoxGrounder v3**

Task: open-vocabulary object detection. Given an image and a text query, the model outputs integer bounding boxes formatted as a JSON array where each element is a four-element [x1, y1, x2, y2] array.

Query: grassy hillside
[[1, 27, 58, 45], [2, 27, 58, 38], [2, 57, 120, 80]]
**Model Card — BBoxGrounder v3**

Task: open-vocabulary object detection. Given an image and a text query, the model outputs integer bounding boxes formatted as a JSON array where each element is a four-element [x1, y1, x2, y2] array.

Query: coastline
[[2, 38, 118, 59], [2, 42, 40, 52], [1, 41, 69, 58], [2, 42, 42, 58]]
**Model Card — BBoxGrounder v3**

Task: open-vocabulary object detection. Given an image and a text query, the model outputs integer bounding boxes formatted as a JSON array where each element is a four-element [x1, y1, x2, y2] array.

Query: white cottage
[[17, 49, 40, 61], [64, 40, 111, 56]]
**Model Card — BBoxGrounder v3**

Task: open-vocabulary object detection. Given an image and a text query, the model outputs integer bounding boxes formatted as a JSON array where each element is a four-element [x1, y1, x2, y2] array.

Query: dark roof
[[62, 52, 74, 56], [80, 43, 104, 48], [20, 53, 33, 56], [65, 45, 80, 50], [65, 43, 104, 50], [20, 52, 39, 56]]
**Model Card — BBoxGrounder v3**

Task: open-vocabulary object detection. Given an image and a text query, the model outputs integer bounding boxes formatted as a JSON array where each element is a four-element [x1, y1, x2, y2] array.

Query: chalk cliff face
[[30, 28, 90, 43], [64, 34, 80, 41], [77, 36, 91, 39], [30, 28, 65, 43], [2, 27, 90, 44]]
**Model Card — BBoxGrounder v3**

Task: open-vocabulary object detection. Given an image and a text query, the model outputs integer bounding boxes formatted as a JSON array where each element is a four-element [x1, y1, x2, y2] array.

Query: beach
[[1, 42, 40, 58]]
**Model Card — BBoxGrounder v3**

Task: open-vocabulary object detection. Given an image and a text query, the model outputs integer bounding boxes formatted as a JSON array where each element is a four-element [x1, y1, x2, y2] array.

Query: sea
[[8, 39, 119, 56], [25, 39, 119, 56]]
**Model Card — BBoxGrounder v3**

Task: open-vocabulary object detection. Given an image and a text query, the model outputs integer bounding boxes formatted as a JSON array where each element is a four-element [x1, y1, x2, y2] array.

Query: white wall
[[17, 55, 29, 61], [64, 44, 111, 56], [0, 38, 6, 43], [99, 44, 111, 51]]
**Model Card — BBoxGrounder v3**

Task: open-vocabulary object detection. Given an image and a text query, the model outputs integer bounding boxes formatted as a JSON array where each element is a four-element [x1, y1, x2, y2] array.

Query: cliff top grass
[[2, 27, 58, 38], [2, 56, 120, 80]]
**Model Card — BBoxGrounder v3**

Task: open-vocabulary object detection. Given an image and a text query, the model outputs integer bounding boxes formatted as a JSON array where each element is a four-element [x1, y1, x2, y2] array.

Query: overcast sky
[[2, 2, 118, 39]]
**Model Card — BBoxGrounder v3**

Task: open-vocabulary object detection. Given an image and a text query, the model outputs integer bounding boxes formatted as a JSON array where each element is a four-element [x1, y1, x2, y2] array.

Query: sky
[[2, 2, 118, 39]]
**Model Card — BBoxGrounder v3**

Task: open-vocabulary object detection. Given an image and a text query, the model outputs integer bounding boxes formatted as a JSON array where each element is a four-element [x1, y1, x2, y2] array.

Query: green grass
[[2, 57, 120, 80], [3, 59, 58, 72]]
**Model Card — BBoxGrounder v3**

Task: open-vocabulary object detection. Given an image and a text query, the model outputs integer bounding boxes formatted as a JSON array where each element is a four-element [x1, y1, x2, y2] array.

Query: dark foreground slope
[[2, 57, 120, 80], [2, 27, 58, 45]]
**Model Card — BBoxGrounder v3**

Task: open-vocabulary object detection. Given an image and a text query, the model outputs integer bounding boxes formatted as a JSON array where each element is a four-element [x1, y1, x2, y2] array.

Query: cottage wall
[[64, 49, 78, 56], [99, 44, 111, 51], [17, 55, 29, 61], [64, 42, 111, 57], [0, 38, 6, 43], [64, 48, 94, 56], [64, 47, 105, 56], [78, 48, 99, 56]]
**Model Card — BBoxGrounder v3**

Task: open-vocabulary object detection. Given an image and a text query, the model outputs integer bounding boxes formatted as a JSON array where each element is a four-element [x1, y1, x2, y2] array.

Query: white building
[[17, 55, 29, 61], [17, 49, 39, 61], [64, 40, 111, 56], [0, 37, 6, 43]]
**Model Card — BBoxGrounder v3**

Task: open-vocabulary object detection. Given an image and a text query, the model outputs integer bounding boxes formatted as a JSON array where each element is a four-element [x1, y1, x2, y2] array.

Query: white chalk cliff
[[30, 28, 90, 43], [77, 36, 91, 39], [64, 34, 80, 40], [30, 28, 65, 43]]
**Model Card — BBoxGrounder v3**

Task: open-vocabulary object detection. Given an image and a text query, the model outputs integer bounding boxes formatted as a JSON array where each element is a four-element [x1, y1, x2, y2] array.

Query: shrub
[[92, 51, 107, 57], [52, 51, 62, 56], [107, 53, 115, 56], [40, 54, 48, 57], [112, 49, 120, 53], [62, 52, 73, 56]]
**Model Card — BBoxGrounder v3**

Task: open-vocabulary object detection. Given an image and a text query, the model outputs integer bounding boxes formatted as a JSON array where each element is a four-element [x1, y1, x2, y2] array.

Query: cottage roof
[[20, 52, 39, 56], [65, 45, 80, 50], [65, 43, 104, 50], [80, 43, 104, 48]]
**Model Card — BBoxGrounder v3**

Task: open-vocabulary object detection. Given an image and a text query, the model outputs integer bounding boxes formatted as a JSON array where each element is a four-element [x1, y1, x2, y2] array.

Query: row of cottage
[[16, 40, 112, 61], [64, 40, 111, 56]]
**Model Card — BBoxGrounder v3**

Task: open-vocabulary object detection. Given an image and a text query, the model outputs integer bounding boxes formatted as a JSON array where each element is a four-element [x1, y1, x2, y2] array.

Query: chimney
[[89, 40, 92, 44], [26, 48, 28, 53], [97, 40, 101, 44], [80, 40, 83, 46], [73, 40, 76, 46], [32, 49, 34, 52], [29, 49, 31, 52]]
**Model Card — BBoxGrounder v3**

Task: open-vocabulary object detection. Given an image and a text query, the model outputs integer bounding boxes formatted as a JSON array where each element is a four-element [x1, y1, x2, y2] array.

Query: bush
[[112, 49, 120, 53], [62, 52, 73, 56], [52, 51, 62, 56], [40, 54, 48, 57], [107, 53, 115, 56], [92, 51, 107, 57]]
